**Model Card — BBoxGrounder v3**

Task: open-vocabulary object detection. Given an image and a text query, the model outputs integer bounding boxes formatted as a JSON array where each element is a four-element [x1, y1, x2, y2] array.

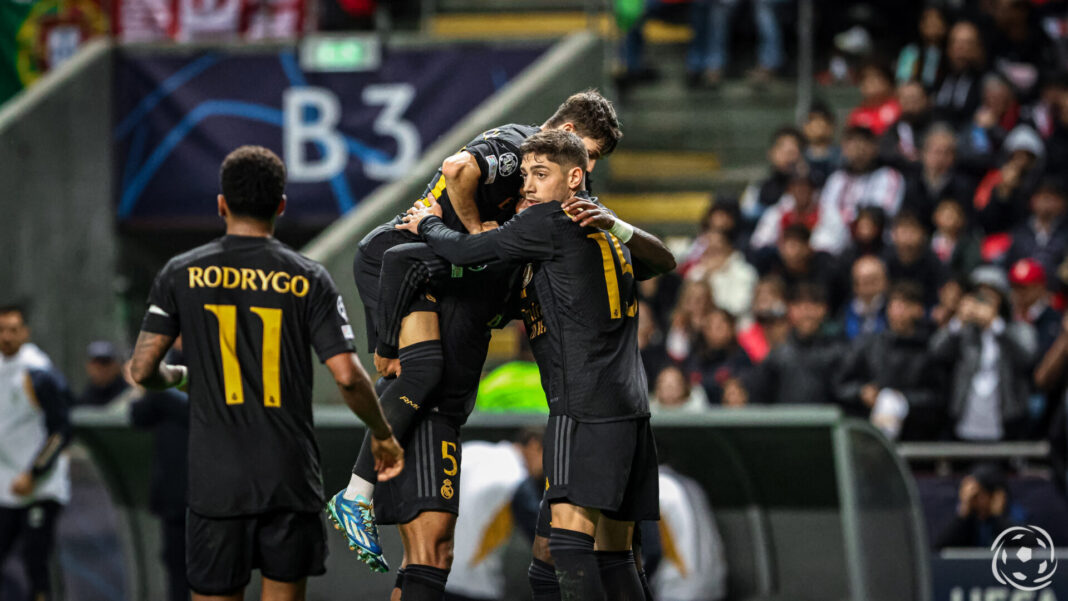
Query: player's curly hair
[[219, 145, 286, 221], [544, 89, 622, 158], [520, 129, 589, 172]]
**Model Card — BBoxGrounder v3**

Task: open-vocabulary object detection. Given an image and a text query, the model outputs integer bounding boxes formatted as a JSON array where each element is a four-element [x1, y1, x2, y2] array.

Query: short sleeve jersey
[[419, 124, 540, 231], [140, 235, 355, 517]]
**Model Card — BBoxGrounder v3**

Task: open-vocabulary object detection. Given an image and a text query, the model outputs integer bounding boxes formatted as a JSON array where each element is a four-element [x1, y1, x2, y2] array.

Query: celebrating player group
[[128, 89, 675, 601]]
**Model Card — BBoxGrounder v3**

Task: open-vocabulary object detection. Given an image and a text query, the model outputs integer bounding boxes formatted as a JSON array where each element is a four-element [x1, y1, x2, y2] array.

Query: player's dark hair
[[787, 282, 827, 305], [219, 145, 286, 221], [520, 129, 589, 172], [544, 89, 623, 158], [888, 280, 925, 306]]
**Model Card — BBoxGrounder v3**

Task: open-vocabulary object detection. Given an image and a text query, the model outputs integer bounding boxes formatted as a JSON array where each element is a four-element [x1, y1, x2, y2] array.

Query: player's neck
[[225, 217, 275, 238]]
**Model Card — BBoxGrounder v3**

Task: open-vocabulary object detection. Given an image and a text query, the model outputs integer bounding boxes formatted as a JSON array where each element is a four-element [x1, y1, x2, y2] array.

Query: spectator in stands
[[701, 0, 784, 88], [619, 0, 709, 89], [931, 198, 982, 282], [639, 272, 683, 333], [974, 124, 1045, 233], [750, 164, 821, 251], [76, 340, 129, 406], [905, 124, 976, 228], [652, 466, 728, 601], [736, 275, 789, 364], [811, 125, 905, 254], [836, 281, 945, 440], [666, 280, 715, 363], [935, 463, 1020, 549], [933, 20, 988, 127], [932, 278, 966, 328], [740, 127, 805, 226], [1042, 76, 1068, 170], [1035, 312, 1068, 494], [987, 0, 1055, 99], [929, 266, 1037, 441], [1009, 258, 1062, 357], [651, 365, 709, 414], [686, 307, 751, 404], [685, 228, 757, 318], [754, 224, 839, 308], [680, 200, 743, 275], [1005, 178, 1068, 280], [838, 255, 888, 341], [802, 102, 840, 186], [884, 210, 947, 307], [638, 301, 670, 390], [735, 283, 844, 405], [849, 62, 902, 137], [128, 353, 189, 601], [881, 80, 933, 170], [896, 6, 948, 89], [957, 73, 1019, 173], [0, 304, 71, 601]]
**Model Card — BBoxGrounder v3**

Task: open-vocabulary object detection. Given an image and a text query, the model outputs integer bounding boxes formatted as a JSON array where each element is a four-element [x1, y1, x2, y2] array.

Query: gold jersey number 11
[[204, 304, 282, 407]]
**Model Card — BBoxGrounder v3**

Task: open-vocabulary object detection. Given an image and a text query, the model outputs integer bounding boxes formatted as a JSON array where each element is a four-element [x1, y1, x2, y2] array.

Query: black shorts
[[543, 416, 660, 523], [185, 509, 327, 595], [352, 222, 423, 354], [374, 413, 463, 525]]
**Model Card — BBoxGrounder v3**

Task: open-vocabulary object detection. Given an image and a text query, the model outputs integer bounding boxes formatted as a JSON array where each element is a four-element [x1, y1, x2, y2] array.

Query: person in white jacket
[[653, 466, 728, 601], [685, 229, 758, 319]]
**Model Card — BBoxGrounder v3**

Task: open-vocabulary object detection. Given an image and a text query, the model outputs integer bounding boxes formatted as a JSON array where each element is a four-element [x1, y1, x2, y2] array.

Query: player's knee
[[532, 535, 553, 564], [398, 341, 444, 384]]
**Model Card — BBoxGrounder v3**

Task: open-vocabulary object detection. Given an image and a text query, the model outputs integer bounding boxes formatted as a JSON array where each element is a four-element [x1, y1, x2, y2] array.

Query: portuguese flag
[[0, 0, 108, 104]]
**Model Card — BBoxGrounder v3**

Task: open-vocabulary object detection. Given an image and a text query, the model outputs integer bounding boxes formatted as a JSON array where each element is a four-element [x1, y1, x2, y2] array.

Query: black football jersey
[[416, 197, 650, 421], [140, 235, 355, 517], [418, 124, 540, 231]]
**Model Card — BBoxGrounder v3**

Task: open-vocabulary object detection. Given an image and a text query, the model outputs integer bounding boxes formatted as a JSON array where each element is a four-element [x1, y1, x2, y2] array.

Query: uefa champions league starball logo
[[990, 525, 1058, 591]]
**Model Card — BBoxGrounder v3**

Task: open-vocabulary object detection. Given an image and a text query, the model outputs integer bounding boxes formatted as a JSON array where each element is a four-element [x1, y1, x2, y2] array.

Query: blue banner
[[113, 43, 548, 226]]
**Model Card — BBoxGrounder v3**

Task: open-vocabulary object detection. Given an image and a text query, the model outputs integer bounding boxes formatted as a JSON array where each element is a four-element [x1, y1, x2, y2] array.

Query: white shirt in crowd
[[955, 318, 1006, 441], [445, 441, 528, 600], [653, 467, 728, 601], [811, 167, 905, 254], [0, 343, 70, 507]]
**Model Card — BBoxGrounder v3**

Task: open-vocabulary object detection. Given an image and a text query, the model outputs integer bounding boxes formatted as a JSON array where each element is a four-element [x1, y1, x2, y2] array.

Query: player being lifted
[[128, 146, 404, 601], [399, 129, 669, 601], [329, 90, 624, 570]]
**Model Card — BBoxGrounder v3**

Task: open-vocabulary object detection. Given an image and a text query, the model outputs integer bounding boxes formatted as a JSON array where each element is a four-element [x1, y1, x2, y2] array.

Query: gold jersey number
[[203, 304, 282, 407], [587, 232, 637, 319]]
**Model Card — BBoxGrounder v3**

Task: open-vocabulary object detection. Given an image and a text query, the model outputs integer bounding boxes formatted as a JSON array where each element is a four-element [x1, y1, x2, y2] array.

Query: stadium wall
[[0, 39, 121, 387], [303, 30, 607, 403]]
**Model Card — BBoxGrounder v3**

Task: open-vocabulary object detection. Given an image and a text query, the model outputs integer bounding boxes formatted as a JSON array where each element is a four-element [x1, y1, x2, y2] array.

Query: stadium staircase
[[417, 1, 861, 236]]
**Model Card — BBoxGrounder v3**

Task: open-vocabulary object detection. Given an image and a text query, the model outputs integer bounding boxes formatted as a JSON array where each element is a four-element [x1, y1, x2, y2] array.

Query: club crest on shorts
[[499, 152, 518, 177], [440, 479, 454, 500]]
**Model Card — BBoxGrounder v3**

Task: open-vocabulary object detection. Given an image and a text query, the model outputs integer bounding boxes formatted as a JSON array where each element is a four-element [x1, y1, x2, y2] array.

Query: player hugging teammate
[[333, 88, 676, 601]]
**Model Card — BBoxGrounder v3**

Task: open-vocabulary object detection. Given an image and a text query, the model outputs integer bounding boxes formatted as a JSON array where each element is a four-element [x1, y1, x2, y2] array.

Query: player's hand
[[10, 472, 33, 497], [373, 353, 401, 378], [562, 198, 615, 229], [397, 203, 441, 234], [371, 434, 405, 481]]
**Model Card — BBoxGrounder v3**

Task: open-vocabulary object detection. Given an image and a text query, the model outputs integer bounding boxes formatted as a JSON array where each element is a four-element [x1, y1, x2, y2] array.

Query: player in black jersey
[[332, 91, 625, 574], [127, 146, 404, 601], [398, 129, 672, 601]]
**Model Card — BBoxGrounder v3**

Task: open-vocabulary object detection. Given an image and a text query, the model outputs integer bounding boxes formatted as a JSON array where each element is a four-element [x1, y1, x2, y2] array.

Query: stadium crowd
[[636, 2, 1068, 465]]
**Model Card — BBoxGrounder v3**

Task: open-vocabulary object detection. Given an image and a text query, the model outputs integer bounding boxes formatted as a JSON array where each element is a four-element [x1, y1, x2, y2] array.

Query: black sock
[[637, 567, 654, 601], [352, 341, 444, 481], [394, 567, 406, 592], [596, 551, 645, 601], [529, 558, 561, 601], [401, 564, 448, 601], [549, 528, 605, 601]]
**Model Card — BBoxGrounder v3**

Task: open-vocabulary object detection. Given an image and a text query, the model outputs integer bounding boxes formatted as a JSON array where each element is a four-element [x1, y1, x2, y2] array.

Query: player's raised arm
[[440, 151, 484, 235], [324, 352, 404, 480], [561, 197, 677, 279]]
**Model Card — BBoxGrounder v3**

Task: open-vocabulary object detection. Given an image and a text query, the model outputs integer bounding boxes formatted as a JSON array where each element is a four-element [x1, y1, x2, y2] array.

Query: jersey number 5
[[204, 304, 282, 407], [587, 232, 637, 319]]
